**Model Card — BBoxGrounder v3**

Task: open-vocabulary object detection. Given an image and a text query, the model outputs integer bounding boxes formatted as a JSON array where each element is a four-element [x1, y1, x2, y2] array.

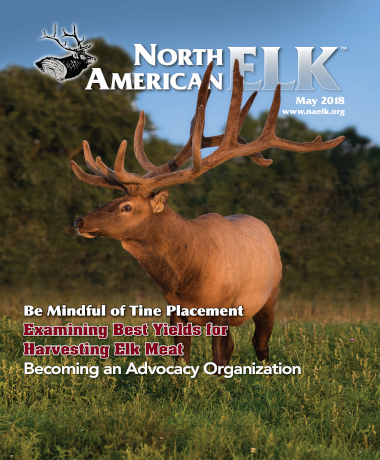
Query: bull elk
[[70, 61, 344, 368], [36, 24, 96, 81]]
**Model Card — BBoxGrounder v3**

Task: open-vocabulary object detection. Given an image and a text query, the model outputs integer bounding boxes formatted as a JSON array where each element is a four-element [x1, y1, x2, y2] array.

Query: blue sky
[[2, 0, 379, 147]]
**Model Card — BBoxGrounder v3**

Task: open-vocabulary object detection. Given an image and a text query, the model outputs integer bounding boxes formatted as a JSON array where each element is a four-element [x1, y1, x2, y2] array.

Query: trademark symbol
[[340, 46, 348, 51]]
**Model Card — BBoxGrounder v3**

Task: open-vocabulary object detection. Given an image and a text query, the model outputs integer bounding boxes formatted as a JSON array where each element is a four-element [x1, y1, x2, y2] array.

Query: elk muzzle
[[74, 217, 99, 238], [74, 218, 84, 229]]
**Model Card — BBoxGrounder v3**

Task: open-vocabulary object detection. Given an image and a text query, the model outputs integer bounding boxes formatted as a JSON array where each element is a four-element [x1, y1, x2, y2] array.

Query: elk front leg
[[252, 287, 278, 362], [170, 312, 192, 364], [212, 326, 234, 369]]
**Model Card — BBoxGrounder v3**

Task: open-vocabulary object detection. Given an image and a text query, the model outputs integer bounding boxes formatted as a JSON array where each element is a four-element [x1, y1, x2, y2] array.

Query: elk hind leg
[[252, 287, 278, 362]]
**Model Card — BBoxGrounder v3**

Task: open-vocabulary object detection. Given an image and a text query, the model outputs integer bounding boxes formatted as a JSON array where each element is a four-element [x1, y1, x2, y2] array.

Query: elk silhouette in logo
[[36, 24, 96, 82], [71, 61, 344, 369]]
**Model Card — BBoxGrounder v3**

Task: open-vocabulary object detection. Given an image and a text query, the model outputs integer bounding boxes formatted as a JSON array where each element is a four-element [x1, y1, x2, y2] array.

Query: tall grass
[[1, 313, 380, 459]]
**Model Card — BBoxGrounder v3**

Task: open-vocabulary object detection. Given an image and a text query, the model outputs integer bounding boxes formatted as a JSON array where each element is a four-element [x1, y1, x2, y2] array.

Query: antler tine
[[190, 106, 204, 174], [134, 111, 160, 174], [261, 84, 281, 139], [188, 62, 213, 136], [83, 141, 106, 176], [238, 92, 257, 133], [236, 91, 270, 164], [237, 91, 257, 140], [221, 59, 243, 147], [95, 156, 121, 182], [263, 132, 346, 153], [70, 160, 125, 191], [114, 141, 144, 185], [41, 23, 58, 39], [196, 64, 213, 114]]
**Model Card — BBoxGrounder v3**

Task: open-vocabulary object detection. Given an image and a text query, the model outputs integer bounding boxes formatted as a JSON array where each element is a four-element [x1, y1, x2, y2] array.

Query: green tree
[[0, 39, 178, 292], [0, 42, 379, 299]]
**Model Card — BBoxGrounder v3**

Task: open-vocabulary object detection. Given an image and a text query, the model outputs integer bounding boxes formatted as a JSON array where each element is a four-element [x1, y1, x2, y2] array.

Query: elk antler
[[70, 60, 345, 197], [134, 62, 254, 178], [61, 24, 92, 50], [40, 24, 92, 52]]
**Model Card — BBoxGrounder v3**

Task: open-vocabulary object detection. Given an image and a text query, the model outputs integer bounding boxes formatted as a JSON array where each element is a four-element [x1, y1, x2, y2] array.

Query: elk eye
[[122, 205, 132, 212]]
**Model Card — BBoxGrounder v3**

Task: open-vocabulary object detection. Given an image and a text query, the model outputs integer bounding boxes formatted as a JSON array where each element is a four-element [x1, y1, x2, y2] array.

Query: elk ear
[[150, 189, 169, 214]]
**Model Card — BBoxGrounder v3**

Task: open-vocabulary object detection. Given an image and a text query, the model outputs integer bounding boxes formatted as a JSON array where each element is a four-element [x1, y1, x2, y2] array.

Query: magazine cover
[[1, 1, 379, 458]]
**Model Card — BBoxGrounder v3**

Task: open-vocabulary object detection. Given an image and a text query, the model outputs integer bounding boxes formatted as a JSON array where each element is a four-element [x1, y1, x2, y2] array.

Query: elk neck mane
[[120, 205, 211, 294]]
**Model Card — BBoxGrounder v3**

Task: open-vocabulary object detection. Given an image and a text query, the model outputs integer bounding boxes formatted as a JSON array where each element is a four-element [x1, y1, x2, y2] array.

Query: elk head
[[72, 165, 170, 242], [36, 24, 96, 81], [71, 61, 344, 241]]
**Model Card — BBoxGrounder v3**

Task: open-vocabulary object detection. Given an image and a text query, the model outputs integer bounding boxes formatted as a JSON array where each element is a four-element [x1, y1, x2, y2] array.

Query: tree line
[[0, 39, 379, 298]]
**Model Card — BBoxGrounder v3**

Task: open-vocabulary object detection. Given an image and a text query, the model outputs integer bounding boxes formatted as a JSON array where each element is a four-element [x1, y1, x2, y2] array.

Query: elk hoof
[[255, 348, 269, 362]]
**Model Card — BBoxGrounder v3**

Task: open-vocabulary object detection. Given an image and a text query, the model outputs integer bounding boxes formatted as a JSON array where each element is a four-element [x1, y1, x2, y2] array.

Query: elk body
[[71, 62, 344, 368], [36, 24, 96, 82]]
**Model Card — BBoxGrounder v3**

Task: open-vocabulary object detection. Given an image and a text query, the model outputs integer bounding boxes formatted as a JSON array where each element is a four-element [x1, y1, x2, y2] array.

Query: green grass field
[[1, 307, 380, 459]]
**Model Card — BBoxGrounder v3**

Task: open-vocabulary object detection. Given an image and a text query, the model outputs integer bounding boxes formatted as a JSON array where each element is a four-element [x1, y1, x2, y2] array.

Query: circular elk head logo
[[35, 24, 96, 82]]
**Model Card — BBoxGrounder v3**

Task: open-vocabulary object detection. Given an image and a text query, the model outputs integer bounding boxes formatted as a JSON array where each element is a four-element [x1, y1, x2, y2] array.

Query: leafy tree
[[0, 41, 379, 299], [0, 39, 177, 292]]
